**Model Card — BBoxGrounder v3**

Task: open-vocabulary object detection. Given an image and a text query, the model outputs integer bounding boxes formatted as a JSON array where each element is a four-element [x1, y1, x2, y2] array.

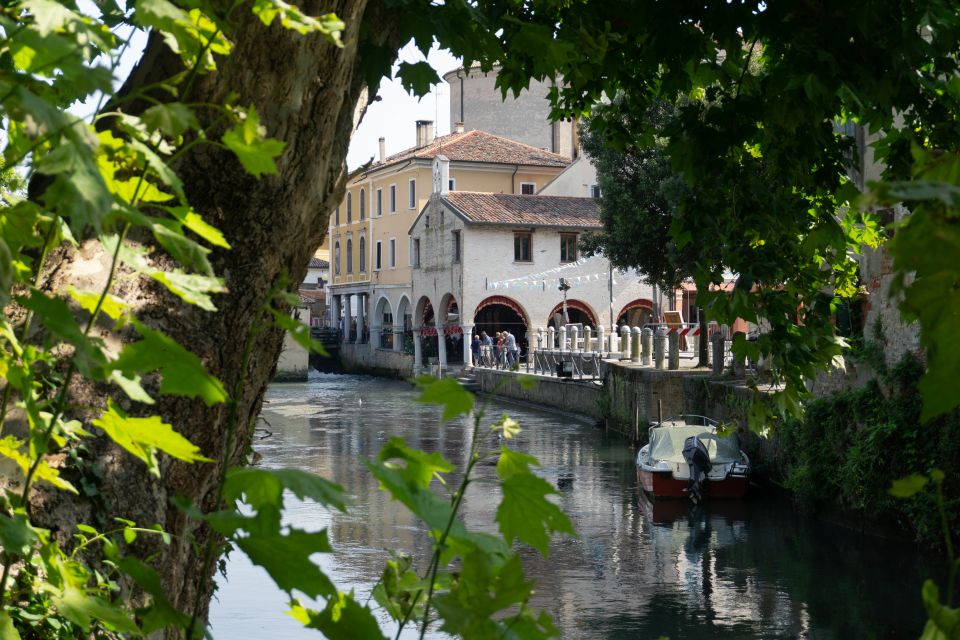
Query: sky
[[346, 43, 461, 170]]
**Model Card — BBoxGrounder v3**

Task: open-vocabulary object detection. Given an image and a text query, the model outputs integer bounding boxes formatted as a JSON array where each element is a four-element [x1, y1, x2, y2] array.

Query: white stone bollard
[[547, 326, 556, 350], [559, 325, 568, 351], [668, 330, 680, 370], [583, 326, 592, 352], [568, 325, 578, 353], [641, 327, 653, 365], [620, 325, 631, 359], [654, 326, 667, 369], [631, 326, 641, 362], [597, 325, 605, 356]]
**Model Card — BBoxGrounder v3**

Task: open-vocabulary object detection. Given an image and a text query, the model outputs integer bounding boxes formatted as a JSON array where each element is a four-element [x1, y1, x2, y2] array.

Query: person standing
[[505, 330, 518, 367], [471, 333, 481, 365], [481, 331, 493, 366], [495, 332, 504, 366]]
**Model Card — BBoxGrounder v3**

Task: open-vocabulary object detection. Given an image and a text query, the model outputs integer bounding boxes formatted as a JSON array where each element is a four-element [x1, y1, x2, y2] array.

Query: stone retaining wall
[[472, 369, 603, 420], [340, 345, 414, 378]]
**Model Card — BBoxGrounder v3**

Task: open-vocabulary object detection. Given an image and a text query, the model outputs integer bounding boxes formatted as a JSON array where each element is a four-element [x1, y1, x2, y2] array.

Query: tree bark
[[28, 0, 408, 628]]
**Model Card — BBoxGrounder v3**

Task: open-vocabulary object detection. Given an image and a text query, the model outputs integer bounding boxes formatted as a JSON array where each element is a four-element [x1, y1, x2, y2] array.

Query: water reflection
[[209, 374, 930, 639]]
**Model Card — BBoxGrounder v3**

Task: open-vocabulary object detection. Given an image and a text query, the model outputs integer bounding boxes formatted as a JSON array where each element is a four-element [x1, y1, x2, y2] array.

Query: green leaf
[[0, 611, 22, 640], [492, 414, 521, 439], [415, 376, 474, 421], [365, 457, 459, 534], [289, 593, 386, 639], [251, 0, 344, 41], [129, 139, 185, 204], [224, 468, 347, 512], [108, 321, 227, 406], [0, 510, 38, 557], [920, 580, 960, 640], [92, 399, 211, 477], [115, 557, 191, 632], [52, 585, 140, 635], [66, 286, 129, 320], [166, 206, 230, 248], [236, 529, 336, 598], [397, 61, 440, 97], [377, 437, 454, 489], [497, 473, 574, 556], [109, 370, 156, 405], [0, 435, 77, 493], [269, 308, 325, 354], [18, 290, 106, 375], [222, 105, 286, 177], [889, 474, 929, 498], [496, 447, 540, 480], [139, 103, 200, 138]]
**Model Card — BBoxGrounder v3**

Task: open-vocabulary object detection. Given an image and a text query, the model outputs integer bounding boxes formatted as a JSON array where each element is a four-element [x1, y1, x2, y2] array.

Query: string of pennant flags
[[486, 255, 631, 291]]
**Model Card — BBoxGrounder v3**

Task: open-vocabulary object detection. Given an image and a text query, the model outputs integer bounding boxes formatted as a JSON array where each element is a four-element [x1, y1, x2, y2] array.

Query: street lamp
[[558, 277, 571, 324]]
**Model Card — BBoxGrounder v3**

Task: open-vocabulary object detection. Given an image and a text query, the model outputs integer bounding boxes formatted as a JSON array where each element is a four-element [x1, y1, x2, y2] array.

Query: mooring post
[[711, 332, 724, 375], [583, 325, 592, 352], [559, 325, 569, 352], [568, 325, 578, 353], [547, 326, 556, 350], [668, 330, 680, 370], [654, 326, 667, 369], [620, 325, 631, 360], [596, 325, 605, 356], [641, 327, 652, 365], [631, 326, 641, 362]]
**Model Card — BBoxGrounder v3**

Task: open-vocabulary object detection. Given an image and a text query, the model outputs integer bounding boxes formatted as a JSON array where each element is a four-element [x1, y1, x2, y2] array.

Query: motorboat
[[635, 415, 750, 501]]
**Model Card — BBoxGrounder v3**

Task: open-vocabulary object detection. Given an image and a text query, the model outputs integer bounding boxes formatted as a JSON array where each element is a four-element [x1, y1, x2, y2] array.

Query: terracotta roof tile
[[444, 192, 600, 228], [375, 130, 570, 169], [308, 257, 329, 269]]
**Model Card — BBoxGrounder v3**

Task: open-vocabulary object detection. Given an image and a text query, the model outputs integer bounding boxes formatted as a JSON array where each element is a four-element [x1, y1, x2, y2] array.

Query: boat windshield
[[648, 426, 741, 464]]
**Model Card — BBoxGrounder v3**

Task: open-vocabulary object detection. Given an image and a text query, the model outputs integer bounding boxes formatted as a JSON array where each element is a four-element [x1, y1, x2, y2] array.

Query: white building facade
[[409, 157, 656, 370]]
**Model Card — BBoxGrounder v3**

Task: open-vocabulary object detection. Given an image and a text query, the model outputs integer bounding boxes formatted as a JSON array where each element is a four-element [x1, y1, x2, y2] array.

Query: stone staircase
[[456, 371, 481, 393]]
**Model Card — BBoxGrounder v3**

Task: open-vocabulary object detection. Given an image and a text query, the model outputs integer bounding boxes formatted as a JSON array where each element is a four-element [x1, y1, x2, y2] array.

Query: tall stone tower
[[443, 64, 578, 160]]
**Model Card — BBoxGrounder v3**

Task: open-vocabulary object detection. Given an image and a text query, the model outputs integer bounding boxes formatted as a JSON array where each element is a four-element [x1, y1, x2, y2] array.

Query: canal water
[[209, 373, 932, 639]]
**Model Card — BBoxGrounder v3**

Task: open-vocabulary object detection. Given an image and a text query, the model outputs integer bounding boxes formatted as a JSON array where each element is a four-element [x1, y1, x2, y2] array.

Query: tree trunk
[[29, 0, 407, 627]]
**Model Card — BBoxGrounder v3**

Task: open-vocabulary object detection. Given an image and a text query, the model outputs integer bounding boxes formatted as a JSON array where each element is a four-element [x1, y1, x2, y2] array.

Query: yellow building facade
[[328, 123, 569, 351]]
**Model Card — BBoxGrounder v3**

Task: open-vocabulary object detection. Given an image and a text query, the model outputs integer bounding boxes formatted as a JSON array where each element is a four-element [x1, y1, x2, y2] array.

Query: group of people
[[470, 329, 520, 367]]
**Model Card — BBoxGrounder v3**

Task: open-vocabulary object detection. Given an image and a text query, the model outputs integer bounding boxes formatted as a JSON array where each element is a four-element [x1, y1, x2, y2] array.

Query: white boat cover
[[648, 426, 741, 464]]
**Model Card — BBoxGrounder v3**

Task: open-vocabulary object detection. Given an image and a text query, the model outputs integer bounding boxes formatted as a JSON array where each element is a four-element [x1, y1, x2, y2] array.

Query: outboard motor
[[682, 436, 712, 503]]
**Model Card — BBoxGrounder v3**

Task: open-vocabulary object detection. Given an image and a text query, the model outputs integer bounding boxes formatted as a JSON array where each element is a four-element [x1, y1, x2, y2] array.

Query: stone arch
[[547, 299, 598, 328], [396, 294, 412, 330], [415, 295, 435, 329], [617, 298, 654, 328], [439, 292, 459, 326], [473, 295, 530, 353], [373, 295, 392, 328]]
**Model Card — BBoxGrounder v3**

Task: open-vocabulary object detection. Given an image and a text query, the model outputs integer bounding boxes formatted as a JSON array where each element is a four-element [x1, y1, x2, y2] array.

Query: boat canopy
[[648, 426, 741, 464]]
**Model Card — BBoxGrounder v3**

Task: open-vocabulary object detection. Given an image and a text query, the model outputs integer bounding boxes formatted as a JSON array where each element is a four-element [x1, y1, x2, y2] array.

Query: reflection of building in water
[[241, 380, 923, 640]]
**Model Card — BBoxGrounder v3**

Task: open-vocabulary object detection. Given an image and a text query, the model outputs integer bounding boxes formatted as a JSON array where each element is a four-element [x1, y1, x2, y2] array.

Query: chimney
[[453, 122, 464, 134], [415, 120, 434, 148], [432, 155, 449, 196], [378, 137, 385, 163]]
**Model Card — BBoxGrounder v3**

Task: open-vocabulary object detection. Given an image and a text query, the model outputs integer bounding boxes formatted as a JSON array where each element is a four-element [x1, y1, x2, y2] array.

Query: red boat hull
[[639, 469, 749, 499]]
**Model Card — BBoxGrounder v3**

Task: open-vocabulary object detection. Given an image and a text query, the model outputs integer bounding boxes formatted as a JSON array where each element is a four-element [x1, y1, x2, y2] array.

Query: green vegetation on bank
[[778, 352, 960, 548]]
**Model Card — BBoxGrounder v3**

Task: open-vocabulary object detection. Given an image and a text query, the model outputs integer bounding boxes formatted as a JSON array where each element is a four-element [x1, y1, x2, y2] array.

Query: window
[[359, 188, 366, 220], [590, 184, 602, 198], [334, 206, 339, 226], [346, 192, 352, 222], [334, 241, 341, 275], [359, 236, 366, 272], [520, 182, 536, 195], [389, 184, 396, 213], [376, 188, 382, 216], [448, 178, 456, 191], [514, 232, 532, 262], [452, 230, 461, 263], [375, 240, 382, 270], [346, 238, 353, 273], [425, 213, 430, 228], [408, 179, 416, 208], [389, 238, 396, 267], [413, 238, 421, 268], [560, 233, 578, 262]]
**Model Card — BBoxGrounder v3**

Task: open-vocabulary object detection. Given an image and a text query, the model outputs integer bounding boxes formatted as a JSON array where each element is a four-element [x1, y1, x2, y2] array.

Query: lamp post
[[558, 277, 571, 324]]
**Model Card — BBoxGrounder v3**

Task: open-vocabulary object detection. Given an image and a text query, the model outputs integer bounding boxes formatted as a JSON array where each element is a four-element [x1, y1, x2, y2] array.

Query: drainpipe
[[511, 164, 519, 194]]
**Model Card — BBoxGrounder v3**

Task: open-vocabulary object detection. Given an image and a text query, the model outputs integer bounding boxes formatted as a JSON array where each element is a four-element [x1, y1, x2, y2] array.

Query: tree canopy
[[2, 0, 960, 637]]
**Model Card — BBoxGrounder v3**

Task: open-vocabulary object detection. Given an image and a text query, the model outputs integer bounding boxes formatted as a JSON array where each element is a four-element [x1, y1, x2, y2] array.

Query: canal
[[209, 373, 931, 639]]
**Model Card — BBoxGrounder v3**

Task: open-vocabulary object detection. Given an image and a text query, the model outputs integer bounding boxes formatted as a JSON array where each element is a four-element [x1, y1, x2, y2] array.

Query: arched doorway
[[374, 296, 393, 349], [439, 294, 462, 365], [547, 299, 597, 329], [396, 295, 412, 354], [473, 296, 529, 357], [416, 296, 438, 365], [617, 299, 654, 329]]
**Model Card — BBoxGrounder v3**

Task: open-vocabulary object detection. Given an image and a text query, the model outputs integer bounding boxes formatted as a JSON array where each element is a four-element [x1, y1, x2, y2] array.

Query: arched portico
[[394, 295, 412, 353], [617, 298, 654, 329], [547, 299, 598, 329], [413, 296, 438, 372], [372, 296, 393, 349], [473, 295, 530, 361]]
